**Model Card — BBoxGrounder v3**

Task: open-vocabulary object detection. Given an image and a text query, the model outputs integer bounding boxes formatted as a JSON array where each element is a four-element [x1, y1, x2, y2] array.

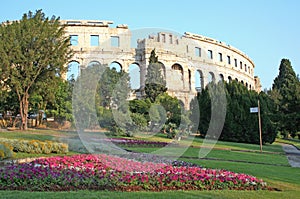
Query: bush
[[0, 142, 13, 160], [0, 138, 68, 154]]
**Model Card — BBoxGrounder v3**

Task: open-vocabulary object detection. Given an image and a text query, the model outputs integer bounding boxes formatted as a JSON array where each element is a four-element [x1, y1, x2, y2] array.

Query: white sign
[[250, 107, 258, 113]]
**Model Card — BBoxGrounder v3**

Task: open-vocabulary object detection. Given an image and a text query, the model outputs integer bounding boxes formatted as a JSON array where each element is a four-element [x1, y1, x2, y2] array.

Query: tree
[[0, 10, 72, 130], [271, 59, 300, 137], [144, 49, 167, 102], [97, 67, 130, 109], [192, 81, 277, 144], [47, 78, 74, 123]]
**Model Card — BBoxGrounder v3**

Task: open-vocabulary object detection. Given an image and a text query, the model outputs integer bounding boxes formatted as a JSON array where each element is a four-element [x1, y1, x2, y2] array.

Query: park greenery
[[0, 129, 299, 198], [0, 10, 299, 140], [0, 9, 300, 199], [0, 10, 72, 130]]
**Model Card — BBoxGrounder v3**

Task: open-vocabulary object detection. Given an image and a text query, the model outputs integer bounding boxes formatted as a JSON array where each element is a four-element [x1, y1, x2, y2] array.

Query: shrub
[[0, 138, 68, 154], [0, 142, 13, 160]]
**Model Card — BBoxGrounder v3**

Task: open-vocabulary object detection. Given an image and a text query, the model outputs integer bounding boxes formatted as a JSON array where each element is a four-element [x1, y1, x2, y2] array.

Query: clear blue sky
[[1, 0, 299, 89]]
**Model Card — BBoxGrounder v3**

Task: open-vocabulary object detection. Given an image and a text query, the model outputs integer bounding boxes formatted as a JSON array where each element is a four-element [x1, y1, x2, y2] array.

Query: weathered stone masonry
[[61, 20, 261, 108]]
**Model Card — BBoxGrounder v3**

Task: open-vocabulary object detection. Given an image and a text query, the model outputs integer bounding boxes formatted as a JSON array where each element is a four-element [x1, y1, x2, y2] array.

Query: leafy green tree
[[144, 49, 167, 102], [97, 67, 130, 109], [47, 78, 74, 123], [94, 66, 131, 135], [271, 59, 300, 137], [0, 10, 72, 130], [155, 93, 181, 125]]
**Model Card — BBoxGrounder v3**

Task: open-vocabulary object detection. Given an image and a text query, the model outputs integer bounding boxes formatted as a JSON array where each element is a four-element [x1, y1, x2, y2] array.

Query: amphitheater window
[[234, 59, 237, 67], [111, 36, 119, 47], [227, 56, 231, 64], [90, 35, 99, 46], [169, 35, 173, 44], [161, 34, 166, 43], [208, 50, 213, 59], [218, 53, 223, 62], [70, 35, 78, 46], [245, 64, 247, 72], [195, 47, 201, 57], [240, 61, 243, 69]]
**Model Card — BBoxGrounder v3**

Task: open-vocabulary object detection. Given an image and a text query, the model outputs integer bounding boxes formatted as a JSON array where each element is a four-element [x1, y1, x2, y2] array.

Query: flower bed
[[0, 154, 268, 191], [103, 138, 173, 147]]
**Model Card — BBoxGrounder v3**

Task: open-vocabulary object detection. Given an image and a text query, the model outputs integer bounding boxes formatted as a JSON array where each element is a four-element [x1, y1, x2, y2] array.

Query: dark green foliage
[[270, 59, 300, 138], [47, 78, 74, 122], [155, 93, 182, 126], [192, 81, 276, 144], [0, 10, 72, 129], [97, 67, 130, 109], [129, 99, 151, 116], [128, 93, 188, 138], [94, 66, 131, 135], [144, 49, 167, 102]]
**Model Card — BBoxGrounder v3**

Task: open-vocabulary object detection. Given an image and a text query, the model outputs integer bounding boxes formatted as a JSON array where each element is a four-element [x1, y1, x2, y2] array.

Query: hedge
[[0, 142, 14, 160], [0, 138, 68, 154]]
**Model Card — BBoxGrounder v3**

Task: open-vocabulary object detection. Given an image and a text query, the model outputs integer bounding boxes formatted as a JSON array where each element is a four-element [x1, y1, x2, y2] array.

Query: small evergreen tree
[[144, 49, 167, 102]]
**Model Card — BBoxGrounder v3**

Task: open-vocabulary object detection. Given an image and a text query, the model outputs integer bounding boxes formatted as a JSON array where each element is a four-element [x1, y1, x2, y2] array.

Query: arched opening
[[171, 63, 183, 79], [208, 72, 215, 83], [158, 62, 166, 78], [235, 78, 239, 82], [87, 61, 101, 68], [169, 63, 184, 90], [241, 80, 244, 85], [245, 82, 248, 88], [219, 74, 224, 81], [67, 61, 80, 80], [171, 63, 183, 74], [110, 62, 122, 72], [250, 84, 252, 90], [195, 70, 204, 91], [129, 63, 141, 90], [228, 76, 232, 82]]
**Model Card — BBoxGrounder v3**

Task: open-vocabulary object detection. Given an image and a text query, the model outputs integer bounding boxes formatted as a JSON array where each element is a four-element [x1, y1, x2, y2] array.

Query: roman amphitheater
[[62, 20, 261, 108]]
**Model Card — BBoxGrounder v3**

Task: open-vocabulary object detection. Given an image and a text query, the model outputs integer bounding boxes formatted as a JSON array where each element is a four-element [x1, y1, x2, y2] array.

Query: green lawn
[[0, 190, 299, 199], [125, 147, 289, 166], [0, 130, 299, 198]]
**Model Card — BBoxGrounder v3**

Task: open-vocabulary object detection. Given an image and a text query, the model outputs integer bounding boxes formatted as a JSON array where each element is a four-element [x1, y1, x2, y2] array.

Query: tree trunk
[[19, 94, 29, 130]]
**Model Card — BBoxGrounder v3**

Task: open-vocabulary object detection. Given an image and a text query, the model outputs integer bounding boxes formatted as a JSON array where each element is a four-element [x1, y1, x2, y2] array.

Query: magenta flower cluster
[[0, 154, 267, 191]]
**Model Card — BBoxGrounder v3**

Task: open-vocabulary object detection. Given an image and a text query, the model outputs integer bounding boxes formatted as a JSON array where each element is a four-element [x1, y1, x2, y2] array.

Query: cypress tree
[[144, 49, 167, 102], [271, 59, 300, 137]]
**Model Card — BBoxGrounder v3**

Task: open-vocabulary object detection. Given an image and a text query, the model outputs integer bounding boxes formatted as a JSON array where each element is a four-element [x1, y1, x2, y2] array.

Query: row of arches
[[68, 61, 253, 92], [67, 61, 141, 90], [195, 70, 253, 90]]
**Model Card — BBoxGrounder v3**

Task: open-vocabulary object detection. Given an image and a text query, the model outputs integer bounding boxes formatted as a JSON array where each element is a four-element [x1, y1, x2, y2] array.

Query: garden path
[[282, 144, 300, 168]]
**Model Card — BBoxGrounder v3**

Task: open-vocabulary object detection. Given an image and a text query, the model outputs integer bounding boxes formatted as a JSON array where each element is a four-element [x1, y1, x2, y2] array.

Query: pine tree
[[271, 59, 300, 137], [144, 49, 167, 102]]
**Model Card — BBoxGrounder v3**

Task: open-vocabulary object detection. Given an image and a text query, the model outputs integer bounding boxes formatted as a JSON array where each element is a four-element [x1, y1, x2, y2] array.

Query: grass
[[276, 138, 300, 149], [0, 190, 299, 199], [0, 130, 300, 198], [125, 147, 289, 166], [135, 133, 285, 153]]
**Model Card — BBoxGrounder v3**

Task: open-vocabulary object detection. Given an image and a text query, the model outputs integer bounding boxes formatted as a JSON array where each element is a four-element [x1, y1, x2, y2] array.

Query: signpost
[[250, 100, 263, 152]]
